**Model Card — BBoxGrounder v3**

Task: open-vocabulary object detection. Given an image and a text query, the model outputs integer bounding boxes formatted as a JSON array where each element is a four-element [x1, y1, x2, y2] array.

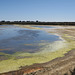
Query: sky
[[0, 0, 75, 22]]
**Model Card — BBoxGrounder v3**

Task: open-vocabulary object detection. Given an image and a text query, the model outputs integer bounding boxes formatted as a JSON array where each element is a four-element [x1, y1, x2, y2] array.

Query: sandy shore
[[0, 26, 75, 75]]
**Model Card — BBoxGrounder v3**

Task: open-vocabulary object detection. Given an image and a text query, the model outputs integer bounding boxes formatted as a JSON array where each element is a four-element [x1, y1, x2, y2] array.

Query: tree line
[[0, 20, 75, 26]]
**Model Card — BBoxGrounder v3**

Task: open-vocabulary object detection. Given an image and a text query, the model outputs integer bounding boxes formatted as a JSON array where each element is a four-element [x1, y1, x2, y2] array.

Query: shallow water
[[0, 25, 61, 54], [31, 25, 56, 28]]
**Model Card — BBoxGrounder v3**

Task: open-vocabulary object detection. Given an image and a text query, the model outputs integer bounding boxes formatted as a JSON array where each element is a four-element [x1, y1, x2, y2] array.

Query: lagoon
[[0, 25, 61, 54], [0, 25, 67, 73]]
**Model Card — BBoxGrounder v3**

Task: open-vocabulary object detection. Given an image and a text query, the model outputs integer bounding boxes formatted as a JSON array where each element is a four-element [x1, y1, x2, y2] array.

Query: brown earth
[[0, 26, 75, 75]]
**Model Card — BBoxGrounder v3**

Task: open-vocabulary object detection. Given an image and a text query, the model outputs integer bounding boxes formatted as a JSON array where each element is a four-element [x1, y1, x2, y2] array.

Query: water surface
[[31, 25, 56, 28], [0, 25, 61, 54]]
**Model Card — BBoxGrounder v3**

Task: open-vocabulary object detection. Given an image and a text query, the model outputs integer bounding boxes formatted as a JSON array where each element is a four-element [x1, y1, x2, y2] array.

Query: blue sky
[[0, 0, 75, 22]]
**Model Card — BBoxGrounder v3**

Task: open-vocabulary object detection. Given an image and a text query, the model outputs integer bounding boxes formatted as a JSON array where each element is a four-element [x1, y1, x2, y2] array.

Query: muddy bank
[[0, 50, 75, 75]]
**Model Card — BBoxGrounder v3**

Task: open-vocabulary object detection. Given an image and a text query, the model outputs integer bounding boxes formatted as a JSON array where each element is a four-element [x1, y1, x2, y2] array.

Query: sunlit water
[[0, 25, 62, 54], [31, 25, 56, 28]]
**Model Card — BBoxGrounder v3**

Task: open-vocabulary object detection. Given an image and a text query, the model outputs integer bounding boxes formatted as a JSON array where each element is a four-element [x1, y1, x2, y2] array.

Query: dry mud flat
[[0, 26, 75, 75]]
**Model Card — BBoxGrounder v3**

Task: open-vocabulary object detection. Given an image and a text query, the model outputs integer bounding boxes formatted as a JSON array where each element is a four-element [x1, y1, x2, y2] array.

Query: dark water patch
[[0, 55, 4, 56], [0, 50, 15, 54]]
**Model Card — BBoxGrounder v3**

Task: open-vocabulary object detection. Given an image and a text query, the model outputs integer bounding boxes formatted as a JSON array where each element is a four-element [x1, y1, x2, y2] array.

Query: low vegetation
[[0, 21, 75, 25]]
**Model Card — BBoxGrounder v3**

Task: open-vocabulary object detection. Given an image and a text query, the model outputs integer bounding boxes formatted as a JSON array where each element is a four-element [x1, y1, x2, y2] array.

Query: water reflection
[[31, 25, 56, 28], [0, 25, 61, 54]]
